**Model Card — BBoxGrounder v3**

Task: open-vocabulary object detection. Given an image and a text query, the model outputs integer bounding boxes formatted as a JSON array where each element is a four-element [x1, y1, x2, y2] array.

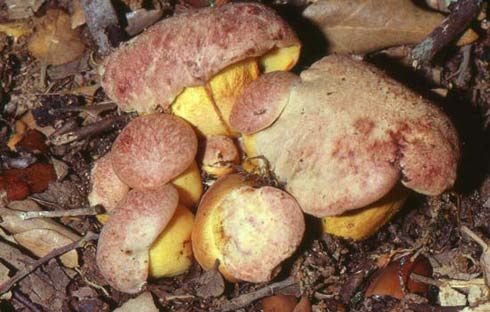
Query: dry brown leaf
[[113, 292, 159, 312], [4, 0, 45, 20], [365, 255, 432, 299], [0, 263, 11, 300], [71, 0, 86, 29], [262, 295, 297, 312], [194, 261, 225, 298], [0, 22, 31, 40], [302, 0, 478, 54], [293, 296, 312, 312], [0, 200, 81, 268], [28, 9, 86, 66]]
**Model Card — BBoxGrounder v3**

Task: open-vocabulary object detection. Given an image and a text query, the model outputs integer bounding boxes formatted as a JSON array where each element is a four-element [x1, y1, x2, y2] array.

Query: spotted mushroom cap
[[111, 114, 197, 190], [241, 55, 460, 217], [101, 2, 300, 113]]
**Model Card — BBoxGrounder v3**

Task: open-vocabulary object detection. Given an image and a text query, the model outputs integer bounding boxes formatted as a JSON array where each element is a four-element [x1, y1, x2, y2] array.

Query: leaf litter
[[0, 0, 489, 311]]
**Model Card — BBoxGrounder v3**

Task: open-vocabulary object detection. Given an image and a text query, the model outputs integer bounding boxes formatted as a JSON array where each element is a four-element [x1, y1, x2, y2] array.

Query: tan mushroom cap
[[192, 174, 305, 282], [101, 2, 300, 113], [248, 55, 460, 217], [96, 185, 179, 294], [230, 71, 300, 134], [111, 114, 197, 190], [88, 153, 129, 212]]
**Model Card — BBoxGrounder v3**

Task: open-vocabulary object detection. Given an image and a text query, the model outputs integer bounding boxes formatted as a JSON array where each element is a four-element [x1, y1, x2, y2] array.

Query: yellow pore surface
[[96, 161, 202, 223], [149, 204, 194, 278], [171, 161, 203, 208], [171, 59, 259, 137], [171, 44, 301, 137], [322, 184, 410, 241], [260, 45, 301, 73]]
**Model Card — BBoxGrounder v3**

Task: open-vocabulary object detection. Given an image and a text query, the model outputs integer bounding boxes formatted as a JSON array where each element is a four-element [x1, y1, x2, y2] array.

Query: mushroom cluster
[[92, 2, 307, 293], [93, 1, 460, 296]]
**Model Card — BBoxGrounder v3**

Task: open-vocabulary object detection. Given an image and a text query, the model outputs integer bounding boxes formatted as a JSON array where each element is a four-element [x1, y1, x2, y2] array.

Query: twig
[[74, 267, 111, 298], [461, 225, 488, 250], [411, 0, 482, 67], [220, 277, 297, 311], [0, 231, 99, 295], [53, 103, 117, 118], [410, 273, 443, 287], [0, 239, 35, 270], [164, 294, 195, 301], [49, 115, 128, 145], [18, 206, 104, 220], [13, 290, 43, 312]]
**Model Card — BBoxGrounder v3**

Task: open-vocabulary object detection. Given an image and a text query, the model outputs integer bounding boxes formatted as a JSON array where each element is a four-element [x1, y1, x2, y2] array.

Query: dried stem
[[410, 273, 443, 287], [461, 225, 489, 250], [50, 115, 128, 145], [13, 291, 43, 312], [18, 206, 104, 220], [411, 0, 482, 66], [220, 277, 297, 311], [0, 231, 99, 295]]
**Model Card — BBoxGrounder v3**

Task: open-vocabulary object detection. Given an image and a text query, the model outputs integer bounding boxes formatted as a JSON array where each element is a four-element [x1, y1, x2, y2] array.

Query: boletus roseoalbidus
[[232, 55, 459, 240], [100, 2, 301, 137], [95, 1, 460, 294], [94, 2, 308, 293], [94, 114, 200, 293]]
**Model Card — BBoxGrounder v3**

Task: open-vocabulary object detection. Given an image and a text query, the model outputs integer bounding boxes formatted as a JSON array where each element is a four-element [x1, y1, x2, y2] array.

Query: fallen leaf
[[0, 162, 56, 201], [439, 284, 467, 306], [302, 0, 478, 54], [0, 262, 11, 300], [293, 296, 312, 312], [365, 255, 432, 299], [4, 0, 44, 20], [0, 22, 31, 40], [28, 9, 86, 66], [51, 158, 69, 181], [20, 111, 55, 137], [80, 0, 122, 55], [439, 278, 489, 308], [7, 119, 27, 150], [0, 200, 81, 268], [114, 292, 159, 312], [14, 129, 48, 154], [71, 0, 86, 29], [125, 8, 164, 36], [194, 261, 225, 298], [262, 295, 297, 312]]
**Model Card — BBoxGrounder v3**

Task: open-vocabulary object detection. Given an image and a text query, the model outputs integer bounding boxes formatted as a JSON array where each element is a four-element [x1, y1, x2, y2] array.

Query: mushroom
[[231, 55, 460, 221], [201, 135, 240, 177], [191, 174, 305, 282], [88, 153, 129, 213], [95, 114, 200, 293], [100, 2, 301, 137], [110, 114, 197, 189]]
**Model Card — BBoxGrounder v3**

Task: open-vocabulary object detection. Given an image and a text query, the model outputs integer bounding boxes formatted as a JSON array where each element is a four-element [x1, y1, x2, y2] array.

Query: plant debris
[[0, 1, 489, 311]]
